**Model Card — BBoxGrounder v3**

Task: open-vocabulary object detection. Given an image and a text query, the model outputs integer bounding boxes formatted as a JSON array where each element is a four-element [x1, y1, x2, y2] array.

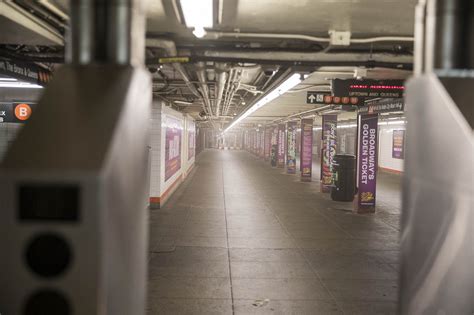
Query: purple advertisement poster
[[277, 124, 286, 168], [321, 115, 338, 192], [264, 127, 271, 160], [392, 130, 405, 159], [300, 119, 313, 181], [188, 128, 195, 160], [165, 115, 183, 181], [286, 121, 297, 174], [357, 114, 378, 211]]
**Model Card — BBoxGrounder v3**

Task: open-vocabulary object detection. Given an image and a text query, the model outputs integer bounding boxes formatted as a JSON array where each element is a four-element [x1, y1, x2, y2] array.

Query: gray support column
[[434, 0, 474, 70], [67, 0, 146, 65], [67, 0, 94, 64]]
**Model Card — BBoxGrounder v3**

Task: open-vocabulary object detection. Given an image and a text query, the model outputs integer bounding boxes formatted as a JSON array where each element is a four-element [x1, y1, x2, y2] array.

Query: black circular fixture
[[25, 233, 72, 278], [23, 289, 71, 315]]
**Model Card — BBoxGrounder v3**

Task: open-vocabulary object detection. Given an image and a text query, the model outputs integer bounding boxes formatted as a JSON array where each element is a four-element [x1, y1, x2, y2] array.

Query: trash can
[[270, 144, 277, 167], [331, 154, 356, 202]]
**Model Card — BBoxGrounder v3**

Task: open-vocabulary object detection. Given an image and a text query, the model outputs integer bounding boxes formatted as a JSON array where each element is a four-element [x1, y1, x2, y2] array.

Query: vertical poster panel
[[264, 127, 271, 161], [256, 130, 261, 155], [271, 126, 278, 167], [259, 131, 265, 158], [321, 115, 338, 193], [277, 124, 286, 168], [165, 115, 183, 181], [286, 121, 297, 174], [356, 114, 379, 213], [392, 130, 405, 159], [188, 121, 196, 160], [300, 119, 313, 181]]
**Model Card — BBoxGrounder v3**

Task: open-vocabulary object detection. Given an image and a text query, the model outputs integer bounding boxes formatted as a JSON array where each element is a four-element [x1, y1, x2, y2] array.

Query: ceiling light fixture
[[180, 0, 213, 38], [222, 73, 302, 134], [0, 82, 43, 89], [0, 78, 18, 82]]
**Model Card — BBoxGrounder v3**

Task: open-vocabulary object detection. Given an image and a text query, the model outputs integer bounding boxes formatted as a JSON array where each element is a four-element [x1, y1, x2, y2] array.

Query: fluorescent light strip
[[180, 0, 213, 33], [338, 124, 357, 129], [223, 74, 301, 134], [0, 78, 18, 82], [0, 82, 43, 89]]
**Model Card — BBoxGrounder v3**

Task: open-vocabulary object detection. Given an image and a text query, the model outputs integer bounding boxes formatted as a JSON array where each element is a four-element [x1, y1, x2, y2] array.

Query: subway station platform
[[147, 150, 401, 314]]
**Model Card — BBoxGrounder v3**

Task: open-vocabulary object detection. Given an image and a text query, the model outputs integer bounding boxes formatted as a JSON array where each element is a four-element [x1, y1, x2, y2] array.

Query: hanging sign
[[332, 79, 405, 98], [0, 60, 52, 86], [359, 98, 404, 114], [286, 121, 297, 174], [158, 56, 190, 64], [321, 115, 338, 193], [277, 124, 286, 168], [300, 119, 313, 181], [307, 91, 364, 106], [392, 130, 405, 159], [356, 114, 379, 212]]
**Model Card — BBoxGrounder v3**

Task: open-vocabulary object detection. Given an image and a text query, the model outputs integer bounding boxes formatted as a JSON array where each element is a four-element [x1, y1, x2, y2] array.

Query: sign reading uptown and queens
[[332, 79, 405, 98]]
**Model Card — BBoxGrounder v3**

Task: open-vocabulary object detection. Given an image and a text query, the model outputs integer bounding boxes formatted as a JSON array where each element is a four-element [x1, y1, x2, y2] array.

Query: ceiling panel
[[148, 0, 416, 38], [246, 66, 411, 123]]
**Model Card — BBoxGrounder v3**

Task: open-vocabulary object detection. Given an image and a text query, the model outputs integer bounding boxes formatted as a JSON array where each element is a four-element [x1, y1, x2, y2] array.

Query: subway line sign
[[0, 102, 36, 123], [307, 91, 364, 106]]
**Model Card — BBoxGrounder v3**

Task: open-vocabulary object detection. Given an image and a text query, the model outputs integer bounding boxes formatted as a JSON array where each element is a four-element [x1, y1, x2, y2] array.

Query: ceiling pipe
[[214, 63, 228, 118], [146, 38, 201, 99], [37, 0, 69, 20], [271, 105, 332, 124], [198, 50, 413, 64], [195, 61, 213, 116], [205, 31, 414, 44]]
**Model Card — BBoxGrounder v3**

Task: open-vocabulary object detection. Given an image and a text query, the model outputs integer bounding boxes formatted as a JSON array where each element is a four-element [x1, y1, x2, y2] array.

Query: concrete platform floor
[[147, 150, 401, 314]]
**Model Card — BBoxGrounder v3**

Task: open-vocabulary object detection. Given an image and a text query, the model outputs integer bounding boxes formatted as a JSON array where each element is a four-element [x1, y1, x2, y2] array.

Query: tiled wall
[[0, 123, 23, 161], [379, 123, 405, 172], [149, 101, 163, 200], [0, 87, 42, 161], [148, 101, 196, 208]]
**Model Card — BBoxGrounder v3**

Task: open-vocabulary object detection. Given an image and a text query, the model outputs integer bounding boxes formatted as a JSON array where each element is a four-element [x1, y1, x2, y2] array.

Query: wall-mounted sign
[[165, 115, 183, 181], [332, 79, 405, 98], [392, 130, 405, 159], [0, 60, 52, 86], [307, 91, 363, 106], [0, 102, 36, 123], [188, 124, 195, 161], [359, 98, 404, 114]]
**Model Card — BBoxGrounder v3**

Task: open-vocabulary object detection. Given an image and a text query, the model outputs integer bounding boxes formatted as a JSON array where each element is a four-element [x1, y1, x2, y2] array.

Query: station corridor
[[147, 150, 400, 314]]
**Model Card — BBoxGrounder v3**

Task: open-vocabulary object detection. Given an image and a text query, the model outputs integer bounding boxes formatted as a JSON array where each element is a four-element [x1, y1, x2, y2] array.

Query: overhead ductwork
[[195, 61, 213, 116], [0, 1, 63, 45], [214, 63, 228, 118], [197, 50, 413, 65], [146, 38, 201, 99]]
